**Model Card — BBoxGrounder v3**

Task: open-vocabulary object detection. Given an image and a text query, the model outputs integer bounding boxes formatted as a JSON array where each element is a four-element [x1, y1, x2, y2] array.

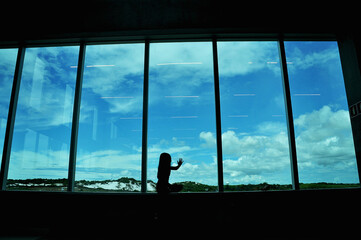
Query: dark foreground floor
[[1, 188, 360, 239]]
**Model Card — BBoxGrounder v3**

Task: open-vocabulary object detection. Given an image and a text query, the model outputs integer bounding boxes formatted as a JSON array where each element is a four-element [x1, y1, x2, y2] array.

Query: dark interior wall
[[1, 1, 361, 238], [1, 0, 359, 43]]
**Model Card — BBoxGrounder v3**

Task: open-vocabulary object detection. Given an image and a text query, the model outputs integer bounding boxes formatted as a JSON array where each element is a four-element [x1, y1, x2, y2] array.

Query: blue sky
[[0, 41, 359, 188]]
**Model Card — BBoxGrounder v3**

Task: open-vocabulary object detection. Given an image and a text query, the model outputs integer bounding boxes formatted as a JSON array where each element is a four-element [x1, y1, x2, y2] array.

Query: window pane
[[218, 42, 292, 191], [75, 44, 144, 192], [148, 42, 217, 192], [285, 41, 359, 189], [7, 46, 79, 191], [0, 49, 18, 161]]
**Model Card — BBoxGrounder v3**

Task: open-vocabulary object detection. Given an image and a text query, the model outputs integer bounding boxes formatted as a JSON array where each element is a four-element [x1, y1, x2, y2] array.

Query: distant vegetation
[[6, 178, 360, 192], [7, 178, 68, 191], [299, 182, 360, 189]]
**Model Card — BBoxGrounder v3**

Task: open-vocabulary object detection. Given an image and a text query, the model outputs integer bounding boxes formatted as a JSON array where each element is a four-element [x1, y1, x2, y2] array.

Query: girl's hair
[[157, 152, 171, 180], [159, 152, 171, 163]]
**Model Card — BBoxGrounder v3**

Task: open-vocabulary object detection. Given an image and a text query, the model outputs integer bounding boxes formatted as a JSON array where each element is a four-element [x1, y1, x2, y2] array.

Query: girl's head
[[157, 152, 171, 180], [159, 152, 171, 166]]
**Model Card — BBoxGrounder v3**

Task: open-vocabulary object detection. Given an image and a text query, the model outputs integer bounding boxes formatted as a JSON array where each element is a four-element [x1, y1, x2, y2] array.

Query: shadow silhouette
[[156, 152, 183, 194]]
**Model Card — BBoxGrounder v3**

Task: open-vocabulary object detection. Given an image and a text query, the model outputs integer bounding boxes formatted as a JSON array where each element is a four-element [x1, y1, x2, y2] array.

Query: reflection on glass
[[7, 46, 79, 191], [285, 41, 359, 188], [75, 44, 144, 192], [218, 41, 292, 191], [148, 42, 217, 192], [2, 40, 359, 192], [0, 49, 18, 161]]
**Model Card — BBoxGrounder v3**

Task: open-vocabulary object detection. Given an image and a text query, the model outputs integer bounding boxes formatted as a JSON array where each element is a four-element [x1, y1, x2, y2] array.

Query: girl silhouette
[[156, 152, 184, 193]]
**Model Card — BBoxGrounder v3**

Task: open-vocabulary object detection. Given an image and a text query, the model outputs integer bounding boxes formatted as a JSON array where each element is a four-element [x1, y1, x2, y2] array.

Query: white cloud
[[199, 131, 216, 148], [10, 45, 144, 131], [148, 42, 214, 108], [77, 150, 141, 170], [107, 97, 143, 114], [81, 42, 284, 115], [147, 42, 286, 112], [199, 128, 290, 183], [225, 175, 266, 185], [146, 135, 219, 184], [147, 137, 195, 169], [148, 137, 192, 155], [0, 49, 17, 118], [8, 149, 69, 179], [218, 41, 281, 77], [7, 43, 357, 185], [13, 47, 79, 130], [8, 106, 356, 183], [81, 44, 145, 115], [286, 46, 339, 71], [294, 105, 356, 167], [166, 159, 218, 185], [222, 131, 289, 177], [198, 105, 357, 184]]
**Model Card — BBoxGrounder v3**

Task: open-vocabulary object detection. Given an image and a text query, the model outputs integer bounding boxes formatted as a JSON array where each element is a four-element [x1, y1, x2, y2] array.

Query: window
[[75, 44, 144, 192], [2, 38, 359, 192], [285, 41, 359, 188], [147, 42, 218, 191], [218, 42, 292, 191], [0, 49, 18, 161], [7, 46, 79, 191]]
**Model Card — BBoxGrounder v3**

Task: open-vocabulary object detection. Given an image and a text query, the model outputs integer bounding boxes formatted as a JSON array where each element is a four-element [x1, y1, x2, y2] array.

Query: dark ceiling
[[1, 0, 359, 43]]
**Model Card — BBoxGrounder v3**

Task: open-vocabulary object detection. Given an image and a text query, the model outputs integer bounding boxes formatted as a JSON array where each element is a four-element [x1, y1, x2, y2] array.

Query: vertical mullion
[[278, 39, 300, 190], [141, 40, 150, 193], [0, 47, 25, 190], [337, 36, 361, 185], [212, 39, 224, 192], [67, 43, 86, 192]]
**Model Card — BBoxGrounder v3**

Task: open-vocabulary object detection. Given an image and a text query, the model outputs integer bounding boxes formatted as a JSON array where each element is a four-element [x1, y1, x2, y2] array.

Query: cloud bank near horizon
[[8, 105, 358, 185]]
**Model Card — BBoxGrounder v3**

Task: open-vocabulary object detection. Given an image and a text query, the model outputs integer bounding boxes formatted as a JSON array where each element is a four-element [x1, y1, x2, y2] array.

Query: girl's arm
[[170, 158, 184, 170]]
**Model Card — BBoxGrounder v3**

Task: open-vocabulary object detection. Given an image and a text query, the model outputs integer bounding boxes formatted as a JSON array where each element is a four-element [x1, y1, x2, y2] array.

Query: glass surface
[[218, 41, 292, 191], [0, 49, 18, 161], [7, 46, 79, 191], [3, 40, 359, 192], [75, 44, 144, 192], [285, 41, 359, 188], [147, 42, 218, 192]]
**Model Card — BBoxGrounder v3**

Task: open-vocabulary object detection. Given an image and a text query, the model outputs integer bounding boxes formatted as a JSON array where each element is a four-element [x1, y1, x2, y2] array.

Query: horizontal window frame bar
[[0, 32, 337, 48], [2, 186, 360, 195]]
